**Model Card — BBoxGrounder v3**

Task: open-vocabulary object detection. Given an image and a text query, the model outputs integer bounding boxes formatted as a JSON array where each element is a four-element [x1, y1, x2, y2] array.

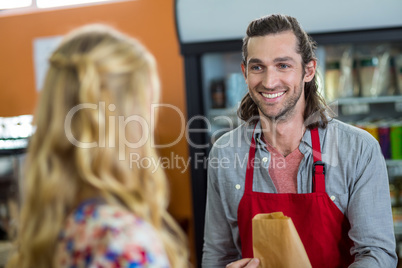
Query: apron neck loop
[[311, 128, 326, 193], [245, 123, 258, 193]]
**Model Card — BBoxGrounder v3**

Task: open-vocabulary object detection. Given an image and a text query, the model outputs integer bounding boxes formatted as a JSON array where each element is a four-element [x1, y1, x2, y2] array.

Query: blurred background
[[0, 0, 402, 267]]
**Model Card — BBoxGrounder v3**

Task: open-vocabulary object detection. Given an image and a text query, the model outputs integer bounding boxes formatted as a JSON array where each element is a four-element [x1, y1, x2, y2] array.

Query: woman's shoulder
[[56, 201, 170, 267], [75, 201, 146, 229]]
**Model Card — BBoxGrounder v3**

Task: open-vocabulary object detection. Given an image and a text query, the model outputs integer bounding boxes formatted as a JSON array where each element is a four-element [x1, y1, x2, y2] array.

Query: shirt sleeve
[[347, 137, 398, 268], [202, 146, 242, 268]]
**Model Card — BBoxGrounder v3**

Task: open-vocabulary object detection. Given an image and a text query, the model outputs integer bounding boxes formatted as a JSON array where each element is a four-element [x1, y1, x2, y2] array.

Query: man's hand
[[226, 258, 260, 268]]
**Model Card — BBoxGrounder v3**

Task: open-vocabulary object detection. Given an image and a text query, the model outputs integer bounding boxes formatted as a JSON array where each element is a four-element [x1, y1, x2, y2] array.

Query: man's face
[[241, 31, 315, 122]]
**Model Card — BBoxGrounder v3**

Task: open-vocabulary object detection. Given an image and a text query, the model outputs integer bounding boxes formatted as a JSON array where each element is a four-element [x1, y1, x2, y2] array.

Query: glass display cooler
[[175, 1, 402, 266], [0, 115, 33, 267]]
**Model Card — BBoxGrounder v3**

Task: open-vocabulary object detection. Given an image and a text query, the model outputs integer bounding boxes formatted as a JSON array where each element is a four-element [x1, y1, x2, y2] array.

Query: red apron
[[237, 128, 354, 267]]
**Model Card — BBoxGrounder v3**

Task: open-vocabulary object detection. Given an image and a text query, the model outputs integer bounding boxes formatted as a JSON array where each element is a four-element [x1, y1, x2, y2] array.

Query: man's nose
[[262, 68, 280, 89]]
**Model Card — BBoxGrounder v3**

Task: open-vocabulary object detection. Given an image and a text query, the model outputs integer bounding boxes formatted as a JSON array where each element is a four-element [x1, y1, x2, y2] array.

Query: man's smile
[[261, 91, 285, 99]]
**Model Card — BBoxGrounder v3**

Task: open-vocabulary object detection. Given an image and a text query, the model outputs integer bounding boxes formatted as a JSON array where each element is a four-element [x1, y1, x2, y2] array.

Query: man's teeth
[[261, 92, 285, 99]]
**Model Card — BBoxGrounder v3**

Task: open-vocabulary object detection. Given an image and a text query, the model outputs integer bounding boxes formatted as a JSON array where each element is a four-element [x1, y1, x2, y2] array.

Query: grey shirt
[[202, 119, 397, 268]]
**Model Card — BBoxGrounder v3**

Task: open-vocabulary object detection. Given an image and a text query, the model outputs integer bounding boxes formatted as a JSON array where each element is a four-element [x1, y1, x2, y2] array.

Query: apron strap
[[311, 128, 326, 193], [245, 124, 258, 194]]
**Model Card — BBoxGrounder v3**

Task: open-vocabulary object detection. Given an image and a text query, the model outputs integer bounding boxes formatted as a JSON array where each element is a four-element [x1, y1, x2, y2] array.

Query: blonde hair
[[7, 24, 188, 268]]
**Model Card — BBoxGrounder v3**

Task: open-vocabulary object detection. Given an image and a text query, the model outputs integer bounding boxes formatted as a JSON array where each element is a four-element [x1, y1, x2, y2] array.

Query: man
[[202, 14, 397, 268]]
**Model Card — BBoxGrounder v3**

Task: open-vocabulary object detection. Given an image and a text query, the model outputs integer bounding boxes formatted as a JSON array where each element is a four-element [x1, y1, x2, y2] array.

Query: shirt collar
[[250, 121, 323, 154]]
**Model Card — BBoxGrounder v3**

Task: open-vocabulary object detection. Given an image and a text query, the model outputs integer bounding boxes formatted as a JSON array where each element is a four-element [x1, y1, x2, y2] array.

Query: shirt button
[[330, 195, 336, 201], [262, 157, 268, 163], [235, 184, 241, 190]]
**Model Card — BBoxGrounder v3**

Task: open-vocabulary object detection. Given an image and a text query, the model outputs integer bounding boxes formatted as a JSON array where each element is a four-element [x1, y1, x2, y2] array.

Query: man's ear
[[241, 63, 247, 80], [303, 60, 316, 83]]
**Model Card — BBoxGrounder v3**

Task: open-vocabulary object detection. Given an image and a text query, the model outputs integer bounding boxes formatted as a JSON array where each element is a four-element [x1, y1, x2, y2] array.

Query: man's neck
[[260, 117, 305, 157]]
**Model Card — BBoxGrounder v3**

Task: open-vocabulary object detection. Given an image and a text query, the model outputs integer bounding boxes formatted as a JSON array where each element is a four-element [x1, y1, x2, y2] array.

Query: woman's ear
[[303, 60, 316, 83]]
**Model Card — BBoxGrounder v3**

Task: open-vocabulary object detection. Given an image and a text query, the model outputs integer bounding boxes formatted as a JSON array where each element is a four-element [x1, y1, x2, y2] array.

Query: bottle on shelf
[[210, 79, 226, 109]]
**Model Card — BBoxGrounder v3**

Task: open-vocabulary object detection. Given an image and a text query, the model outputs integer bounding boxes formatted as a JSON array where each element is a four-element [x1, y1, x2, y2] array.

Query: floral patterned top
[[55, 199, 170, 268]]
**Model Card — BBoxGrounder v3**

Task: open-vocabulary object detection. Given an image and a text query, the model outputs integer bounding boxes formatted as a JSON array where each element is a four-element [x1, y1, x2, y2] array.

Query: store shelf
[[395, 226, 402, 236], [387, 160, 402, 178], [0, 138, 28, 156], [208, 107, 237, 117], [387, 160, 402, 166], [333, 96, 402, 106], [330, 95, 402, 118]]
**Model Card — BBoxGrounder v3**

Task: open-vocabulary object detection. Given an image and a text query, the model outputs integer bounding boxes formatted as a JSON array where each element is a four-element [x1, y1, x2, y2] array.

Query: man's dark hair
[[238, 14, 331, 129]]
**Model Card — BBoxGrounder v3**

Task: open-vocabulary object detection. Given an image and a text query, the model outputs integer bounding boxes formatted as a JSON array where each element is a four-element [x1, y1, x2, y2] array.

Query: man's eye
[[279, 64, 290, 69], [250, 65, 262, 71]]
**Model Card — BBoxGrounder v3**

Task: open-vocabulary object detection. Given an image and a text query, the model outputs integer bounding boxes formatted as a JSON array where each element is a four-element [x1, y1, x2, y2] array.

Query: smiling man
[[202, 14, 397, 268]]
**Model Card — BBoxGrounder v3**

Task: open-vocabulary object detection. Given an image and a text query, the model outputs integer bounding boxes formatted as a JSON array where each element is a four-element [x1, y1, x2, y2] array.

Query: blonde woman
[[6, 24, 188, 268]]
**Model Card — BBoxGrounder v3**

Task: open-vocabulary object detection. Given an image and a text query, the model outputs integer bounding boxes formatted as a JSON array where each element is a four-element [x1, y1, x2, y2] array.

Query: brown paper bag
[[252, 212, 312, 268]]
